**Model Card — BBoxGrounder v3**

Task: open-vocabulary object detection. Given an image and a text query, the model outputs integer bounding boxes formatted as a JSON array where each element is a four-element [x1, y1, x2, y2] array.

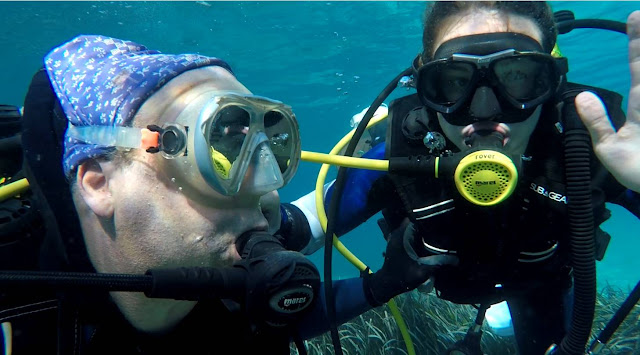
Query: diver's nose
[[238, 141, 284, 196], [469, 86, 501, 119]]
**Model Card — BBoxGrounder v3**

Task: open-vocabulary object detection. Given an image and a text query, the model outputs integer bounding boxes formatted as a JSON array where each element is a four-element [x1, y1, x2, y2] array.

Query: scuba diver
[[277, 2, 640, 355], [0, 35, 456, 354]]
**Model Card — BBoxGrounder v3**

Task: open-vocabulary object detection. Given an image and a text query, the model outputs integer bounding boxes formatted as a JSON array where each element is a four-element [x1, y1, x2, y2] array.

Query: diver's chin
[[461, 122, 511, 147]]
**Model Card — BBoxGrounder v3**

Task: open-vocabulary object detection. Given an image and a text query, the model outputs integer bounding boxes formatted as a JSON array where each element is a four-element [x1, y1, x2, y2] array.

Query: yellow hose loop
[[311, 110, 416, 355]]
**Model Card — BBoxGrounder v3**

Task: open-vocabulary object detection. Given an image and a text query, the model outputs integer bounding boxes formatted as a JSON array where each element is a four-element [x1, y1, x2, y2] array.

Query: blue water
[[1, 1, 639, 290]]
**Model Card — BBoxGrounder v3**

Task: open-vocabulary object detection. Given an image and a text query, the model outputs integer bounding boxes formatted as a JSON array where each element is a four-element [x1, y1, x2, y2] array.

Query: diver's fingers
[[575, 91, 616, 144], [627, 10, 640, 124]]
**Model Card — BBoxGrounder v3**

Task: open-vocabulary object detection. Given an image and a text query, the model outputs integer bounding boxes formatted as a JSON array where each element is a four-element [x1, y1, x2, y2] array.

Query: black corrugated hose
[[557, 99, 597, 355]]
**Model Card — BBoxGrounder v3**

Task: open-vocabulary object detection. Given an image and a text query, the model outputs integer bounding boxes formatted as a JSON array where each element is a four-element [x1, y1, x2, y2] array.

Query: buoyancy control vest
[[384, 83, 627, 304]]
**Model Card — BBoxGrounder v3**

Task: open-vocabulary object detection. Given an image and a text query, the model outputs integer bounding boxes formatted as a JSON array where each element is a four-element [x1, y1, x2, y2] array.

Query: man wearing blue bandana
[[7, 34, 455, 354]]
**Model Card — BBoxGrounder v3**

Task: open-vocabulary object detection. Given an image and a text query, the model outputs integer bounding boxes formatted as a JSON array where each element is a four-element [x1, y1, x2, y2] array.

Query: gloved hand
[[274, 203, 312, 252], [363, 223, 459, 307]]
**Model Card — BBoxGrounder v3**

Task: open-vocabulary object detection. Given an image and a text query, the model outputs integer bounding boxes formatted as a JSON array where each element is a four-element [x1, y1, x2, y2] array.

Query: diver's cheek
[[260, 191, 281, 235], [198, 234, 239, 268], [502, 106, 541, 155]]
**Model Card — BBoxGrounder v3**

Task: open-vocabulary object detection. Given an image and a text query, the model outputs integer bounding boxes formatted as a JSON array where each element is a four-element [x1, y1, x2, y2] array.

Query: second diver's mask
[[67, 92, 301, 197], [414, 33, 567, 126]]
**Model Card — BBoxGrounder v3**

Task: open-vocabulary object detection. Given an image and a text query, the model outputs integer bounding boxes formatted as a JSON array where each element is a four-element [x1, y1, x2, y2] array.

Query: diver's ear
[[76, 159, 115, 218]]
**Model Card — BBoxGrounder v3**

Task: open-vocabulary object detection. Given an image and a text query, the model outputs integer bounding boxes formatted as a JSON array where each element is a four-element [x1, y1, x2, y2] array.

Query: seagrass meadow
[[292, 286, 640, 355]]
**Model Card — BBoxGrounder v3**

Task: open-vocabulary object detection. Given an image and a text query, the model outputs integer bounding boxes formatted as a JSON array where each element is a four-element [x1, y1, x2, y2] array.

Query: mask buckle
[[145, 124, 188, 158]]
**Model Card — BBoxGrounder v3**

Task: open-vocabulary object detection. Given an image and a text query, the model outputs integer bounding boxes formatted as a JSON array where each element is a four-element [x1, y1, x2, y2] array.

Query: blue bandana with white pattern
[[44, 34, 234, 178]]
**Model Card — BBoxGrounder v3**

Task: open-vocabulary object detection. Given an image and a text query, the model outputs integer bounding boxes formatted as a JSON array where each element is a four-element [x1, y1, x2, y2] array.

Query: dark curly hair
[[421, 1, 557, 61]]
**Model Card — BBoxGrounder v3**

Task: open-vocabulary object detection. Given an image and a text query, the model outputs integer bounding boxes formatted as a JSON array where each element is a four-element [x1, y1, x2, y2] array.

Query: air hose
[[554, 10, 627, 35], [322, 67, 413, 355], [556, 96, 597, 355]]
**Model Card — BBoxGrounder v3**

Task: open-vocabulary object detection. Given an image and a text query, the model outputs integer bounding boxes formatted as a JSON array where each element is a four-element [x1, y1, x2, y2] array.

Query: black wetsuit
[[3, 294, 291, 354], [321, 88, 640, 354]]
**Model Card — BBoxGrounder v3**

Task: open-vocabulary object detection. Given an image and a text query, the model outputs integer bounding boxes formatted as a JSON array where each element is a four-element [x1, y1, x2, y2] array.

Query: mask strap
[[66, 125, 160, 152]]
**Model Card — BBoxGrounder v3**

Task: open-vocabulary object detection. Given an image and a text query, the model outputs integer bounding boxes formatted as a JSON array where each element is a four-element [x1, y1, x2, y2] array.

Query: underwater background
[[1, 1, 639, 292]]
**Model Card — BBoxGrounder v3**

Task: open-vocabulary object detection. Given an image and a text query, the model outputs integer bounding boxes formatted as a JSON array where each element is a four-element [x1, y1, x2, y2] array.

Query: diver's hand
[[363, 223, 458, 307], [575, 10, 640, 193]]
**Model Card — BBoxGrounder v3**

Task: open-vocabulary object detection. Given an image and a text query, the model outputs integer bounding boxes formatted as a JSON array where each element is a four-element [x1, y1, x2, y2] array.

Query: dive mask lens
[[417, 60, 478, 114], [209, 105, 250, 179], [417, 51, 562, 125], [491, 54, 559, 109], [263, 110, 297, 176]]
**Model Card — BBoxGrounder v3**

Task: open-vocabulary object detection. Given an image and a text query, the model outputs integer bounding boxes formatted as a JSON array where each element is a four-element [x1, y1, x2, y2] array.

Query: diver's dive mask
[[67, 92, 301, 197], [414, 33, 567, 126]]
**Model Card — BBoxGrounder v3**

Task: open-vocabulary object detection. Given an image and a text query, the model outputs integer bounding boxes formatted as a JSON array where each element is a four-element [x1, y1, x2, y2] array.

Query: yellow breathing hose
[[0, 178, 30, 203], [301, 108, 416, 355], [301, 151, 389, 171]]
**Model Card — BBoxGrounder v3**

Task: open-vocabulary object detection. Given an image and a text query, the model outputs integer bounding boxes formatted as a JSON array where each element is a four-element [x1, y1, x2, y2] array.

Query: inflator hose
[[557, 101, 597, 355], [554, 10, 627, 35]]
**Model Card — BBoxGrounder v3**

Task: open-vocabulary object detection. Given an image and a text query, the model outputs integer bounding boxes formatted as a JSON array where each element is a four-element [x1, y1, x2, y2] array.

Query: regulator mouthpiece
[[454, 133, 518, 206], [233, 230, 320, 327], [464, 130, 505, 149]]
